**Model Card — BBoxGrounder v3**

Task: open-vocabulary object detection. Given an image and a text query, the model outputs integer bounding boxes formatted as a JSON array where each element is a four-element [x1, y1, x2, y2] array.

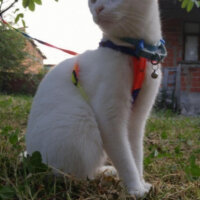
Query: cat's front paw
[[128, 184, 149, 199], [96, 165, 118, 177], [141, 179, 152, 192]]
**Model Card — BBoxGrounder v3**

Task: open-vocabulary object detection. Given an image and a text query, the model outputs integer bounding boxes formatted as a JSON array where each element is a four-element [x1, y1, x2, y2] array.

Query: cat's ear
[[88, 0, 98, 6], [90, 0, 97, 4]]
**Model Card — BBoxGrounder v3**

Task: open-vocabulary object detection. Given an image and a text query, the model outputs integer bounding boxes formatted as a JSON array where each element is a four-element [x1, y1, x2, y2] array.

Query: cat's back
[[33, 47, 130, 107], [26, 47, 131, 139], [28, 48, 116, 112], [26, 50, 101, 156]]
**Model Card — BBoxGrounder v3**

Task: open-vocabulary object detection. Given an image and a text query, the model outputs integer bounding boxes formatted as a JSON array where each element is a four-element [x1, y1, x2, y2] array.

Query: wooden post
[[175, 64, 181, 112]]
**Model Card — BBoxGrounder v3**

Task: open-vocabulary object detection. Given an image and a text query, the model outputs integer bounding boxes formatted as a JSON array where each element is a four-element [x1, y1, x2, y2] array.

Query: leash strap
[[0, 17, 78, 56]]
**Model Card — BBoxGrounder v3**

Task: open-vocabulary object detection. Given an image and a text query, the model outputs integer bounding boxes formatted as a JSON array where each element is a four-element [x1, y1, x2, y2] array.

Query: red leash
[[0, 17, 78, 56]]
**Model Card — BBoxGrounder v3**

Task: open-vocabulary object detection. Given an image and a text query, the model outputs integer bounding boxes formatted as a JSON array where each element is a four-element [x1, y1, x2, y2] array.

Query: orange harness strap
[[131, 57, 147, 103], [72, 57, 147, 105], [132, 57, 147, 91]]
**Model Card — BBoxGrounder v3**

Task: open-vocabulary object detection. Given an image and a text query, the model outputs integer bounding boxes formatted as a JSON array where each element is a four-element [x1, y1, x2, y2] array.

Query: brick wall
[[191, 68, 200, 93], [23, 40, 46, 74], [161, 16, 200, 114], [162, 18, 200, 93], [162, 19, 183, 68], [181, 65, 200, 93]]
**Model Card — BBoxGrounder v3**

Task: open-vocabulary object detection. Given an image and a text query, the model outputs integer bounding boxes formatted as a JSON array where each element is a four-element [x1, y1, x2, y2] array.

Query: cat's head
[[88, 0, 161, 45]]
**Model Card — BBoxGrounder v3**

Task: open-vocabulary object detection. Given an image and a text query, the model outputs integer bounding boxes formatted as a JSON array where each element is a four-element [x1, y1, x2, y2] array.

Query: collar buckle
[[120, 37, 167, 64]]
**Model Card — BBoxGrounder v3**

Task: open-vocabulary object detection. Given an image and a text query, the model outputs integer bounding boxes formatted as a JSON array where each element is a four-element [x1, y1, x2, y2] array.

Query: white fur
[[26, 0, 162, 198]]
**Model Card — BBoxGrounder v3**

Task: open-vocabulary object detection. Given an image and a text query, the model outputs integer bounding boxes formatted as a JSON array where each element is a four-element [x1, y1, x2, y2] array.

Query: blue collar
[[99, 38, 167, 64], [99, 40, 138, 57]]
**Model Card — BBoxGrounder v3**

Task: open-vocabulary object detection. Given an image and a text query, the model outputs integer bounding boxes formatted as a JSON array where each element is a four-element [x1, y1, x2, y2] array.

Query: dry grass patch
[[0, 94, 199, 199]]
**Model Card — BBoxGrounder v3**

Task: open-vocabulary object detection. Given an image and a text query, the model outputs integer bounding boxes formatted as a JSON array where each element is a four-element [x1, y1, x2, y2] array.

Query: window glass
[[185, 36, 199, 61]]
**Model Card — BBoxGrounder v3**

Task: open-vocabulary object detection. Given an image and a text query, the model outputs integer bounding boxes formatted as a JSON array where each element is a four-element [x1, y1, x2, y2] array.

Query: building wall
[[181, 66, 200, 93], [23, 40, 45, 74], [161, 16, 200, 115], [180, 65, 200, 115], [162, 19, 183, 68], [162, 17, 200, 93]]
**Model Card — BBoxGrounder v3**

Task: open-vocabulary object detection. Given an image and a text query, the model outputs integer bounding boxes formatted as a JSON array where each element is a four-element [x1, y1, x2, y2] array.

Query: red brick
[[190, 88, 200, 92]]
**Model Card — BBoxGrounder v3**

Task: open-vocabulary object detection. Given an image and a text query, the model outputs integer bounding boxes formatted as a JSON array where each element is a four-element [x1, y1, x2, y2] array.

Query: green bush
[[0, 71, 44, 95]]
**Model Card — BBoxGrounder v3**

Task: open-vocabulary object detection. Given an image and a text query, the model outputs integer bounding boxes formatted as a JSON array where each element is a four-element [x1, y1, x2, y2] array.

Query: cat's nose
[[95, 5, 104, 15]]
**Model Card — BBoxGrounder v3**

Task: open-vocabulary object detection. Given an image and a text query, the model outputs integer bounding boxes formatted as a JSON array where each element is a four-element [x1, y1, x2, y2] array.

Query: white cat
[[26, 0, 164, 198]]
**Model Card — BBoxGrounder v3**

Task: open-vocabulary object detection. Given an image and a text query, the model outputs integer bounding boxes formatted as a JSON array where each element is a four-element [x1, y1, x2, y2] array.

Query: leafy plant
[[0, 24, 28, 73], [23, 151, 49, 174], [185, 155, 200, 180], [0, 186, 15, 200], [0, 0, 59, 25], [179, 0, 200, 12]]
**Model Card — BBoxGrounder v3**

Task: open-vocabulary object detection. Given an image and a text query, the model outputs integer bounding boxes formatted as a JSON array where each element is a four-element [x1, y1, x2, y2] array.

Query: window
[[184, 23, 200, 61]]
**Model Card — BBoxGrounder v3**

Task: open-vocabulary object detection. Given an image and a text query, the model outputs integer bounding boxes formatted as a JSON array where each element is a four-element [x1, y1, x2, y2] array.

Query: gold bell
[[151, 70, 158, 79]]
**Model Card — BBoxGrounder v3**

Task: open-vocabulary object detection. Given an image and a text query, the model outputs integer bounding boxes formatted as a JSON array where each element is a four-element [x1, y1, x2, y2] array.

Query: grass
[[0, 93, 200, 200]]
